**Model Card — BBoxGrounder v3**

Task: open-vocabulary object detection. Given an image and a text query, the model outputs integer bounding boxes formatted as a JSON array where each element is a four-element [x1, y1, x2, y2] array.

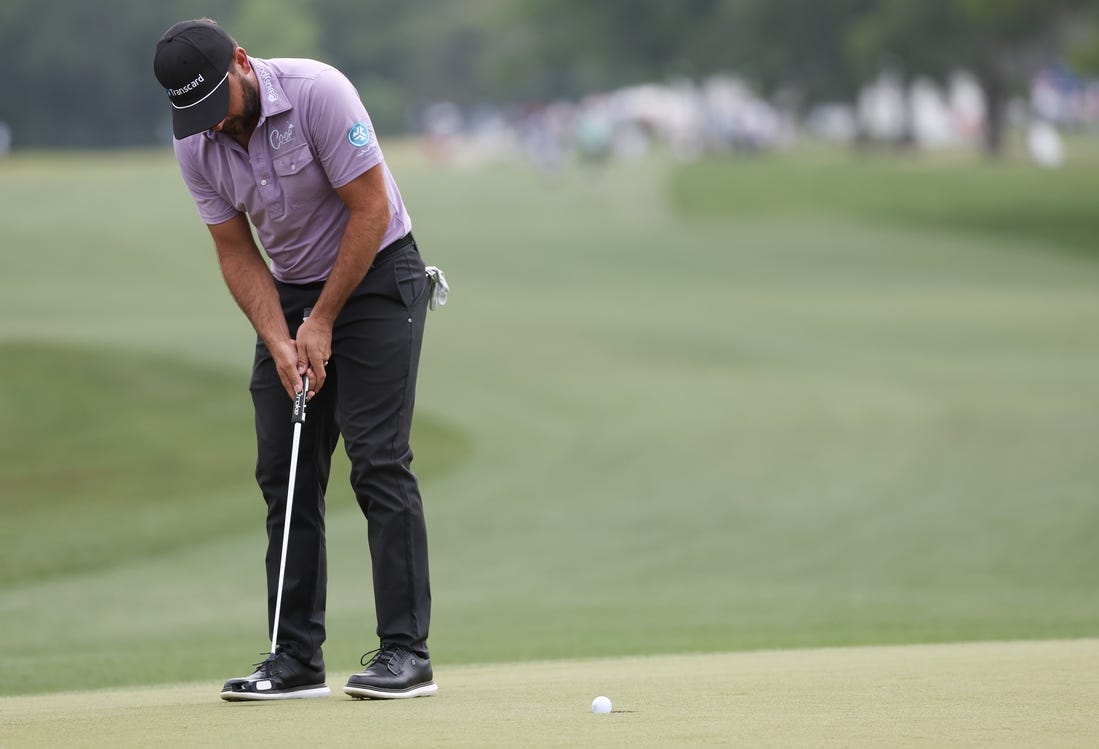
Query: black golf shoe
[[343, 644, 438, 699], [220, 648, 330, 701]]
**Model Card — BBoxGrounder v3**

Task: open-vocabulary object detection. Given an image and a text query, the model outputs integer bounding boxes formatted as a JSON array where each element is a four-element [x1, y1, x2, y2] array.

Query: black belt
[[278, 233, 414, 291], [370, 232, 416, 269]]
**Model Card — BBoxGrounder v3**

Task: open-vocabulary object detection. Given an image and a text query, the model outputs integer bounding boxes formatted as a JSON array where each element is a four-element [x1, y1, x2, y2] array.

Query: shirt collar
[[250, 58, 292, 121]]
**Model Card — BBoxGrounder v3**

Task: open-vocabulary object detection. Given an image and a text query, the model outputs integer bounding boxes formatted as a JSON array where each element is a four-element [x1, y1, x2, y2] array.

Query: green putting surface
[[3, 640, 1097, 748]]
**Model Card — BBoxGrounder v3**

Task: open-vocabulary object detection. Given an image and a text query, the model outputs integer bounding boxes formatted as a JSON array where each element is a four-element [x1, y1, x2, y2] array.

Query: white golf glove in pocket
[[425, 266, 449, 310]]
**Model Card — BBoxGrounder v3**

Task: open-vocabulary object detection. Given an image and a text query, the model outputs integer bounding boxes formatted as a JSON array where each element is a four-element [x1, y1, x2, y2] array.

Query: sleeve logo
[[348, 123, 372, 148]]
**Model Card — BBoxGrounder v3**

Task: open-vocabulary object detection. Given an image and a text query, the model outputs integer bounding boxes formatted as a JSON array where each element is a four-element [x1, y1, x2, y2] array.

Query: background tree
[[234, 0, 322, 60], [848, 0, 1099, 154], [718, 0, 878, 112], [0, 0, 1096, 149]]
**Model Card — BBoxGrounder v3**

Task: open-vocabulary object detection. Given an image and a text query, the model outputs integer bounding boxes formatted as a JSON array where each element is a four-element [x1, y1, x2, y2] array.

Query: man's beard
[[218, 75, 261, 138]]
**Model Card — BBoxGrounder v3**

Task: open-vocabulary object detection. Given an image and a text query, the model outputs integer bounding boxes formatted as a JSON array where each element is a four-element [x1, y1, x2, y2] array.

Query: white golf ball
[[591, 695, 612, 714]]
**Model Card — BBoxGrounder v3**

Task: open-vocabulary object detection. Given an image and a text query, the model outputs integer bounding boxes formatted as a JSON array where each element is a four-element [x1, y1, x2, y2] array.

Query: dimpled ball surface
[[591, 696, 612, 714]]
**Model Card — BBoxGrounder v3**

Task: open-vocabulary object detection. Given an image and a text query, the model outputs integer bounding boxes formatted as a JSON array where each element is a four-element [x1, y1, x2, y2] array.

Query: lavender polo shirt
[[173, 57, 411, 284]]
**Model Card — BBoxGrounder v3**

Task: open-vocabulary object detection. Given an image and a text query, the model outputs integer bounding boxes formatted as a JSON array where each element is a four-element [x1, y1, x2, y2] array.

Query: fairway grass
[[3, 640, 1097, 747], [3, 144, 1099, 719]]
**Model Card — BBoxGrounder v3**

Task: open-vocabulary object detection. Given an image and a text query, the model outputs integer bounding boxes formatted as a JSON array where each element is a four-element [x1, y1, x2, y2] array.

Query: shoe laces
[[254, 646, 290, 674], [359, 644, 408, 668]]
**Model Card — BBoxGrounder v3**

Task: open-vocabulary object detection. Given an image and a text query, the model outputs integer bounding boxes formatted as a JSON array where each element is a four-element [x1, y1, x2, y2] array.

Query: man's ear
[[233, 46, 250, 73]]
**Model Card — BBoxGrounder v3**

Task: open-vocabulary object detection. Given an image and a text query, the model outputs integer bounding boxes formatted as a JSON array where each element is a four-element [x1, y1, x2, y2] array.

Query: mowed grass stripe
[[3, 641, 1097, 748], [670, 143, 1099, 258], [0, 341, 470, 585]]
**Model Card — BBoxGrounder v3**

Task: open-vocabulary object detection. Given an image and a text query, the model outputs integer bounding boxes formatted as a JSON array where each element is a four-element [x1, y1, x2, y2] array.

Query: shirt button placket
[[255, 140, 282, 217], [253, 141, 270, 189]]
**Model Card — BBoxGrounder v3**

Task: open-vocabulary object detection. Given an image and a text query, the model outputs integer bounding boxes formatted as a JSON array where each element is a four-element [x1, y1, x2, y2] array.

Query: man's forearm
[[207, 214, 292, 350], [307, 206, 388, 326], [217, 243, 291, 350], [307, 164, 393, 327]]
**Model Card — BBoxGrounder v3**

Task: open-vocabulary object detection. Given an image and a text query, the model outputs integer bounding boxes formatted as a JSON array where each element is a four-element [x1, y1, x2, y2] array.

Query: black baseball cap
[[154, 21, 235, 139]]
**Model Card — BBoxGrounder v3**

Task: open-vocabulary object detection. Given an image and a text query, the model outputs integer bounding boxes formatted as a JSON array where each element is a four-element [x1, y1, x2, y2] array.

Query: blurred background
[[2, 0, 1099, 698], [0, 0, 1098, 161]]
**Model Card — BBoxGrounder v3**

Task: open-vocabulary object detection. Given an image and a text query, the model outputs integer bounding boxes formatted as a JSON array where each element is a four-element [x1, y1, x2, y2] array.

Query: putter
[[270, 310, 312, 655]]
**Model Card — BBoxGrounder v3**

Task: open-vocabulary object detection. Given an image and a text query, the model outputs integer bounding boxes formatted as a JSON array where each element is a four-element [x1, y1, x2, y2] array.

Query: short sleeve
[[300, 68, 383, 189], [173, 139, 239, 225]]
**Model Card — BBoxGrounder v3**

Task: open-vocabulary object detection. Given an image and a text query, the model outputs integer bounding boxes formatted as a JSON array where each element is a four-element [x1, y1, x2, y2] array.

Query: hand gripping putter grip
[[270, 311, 312, 655]]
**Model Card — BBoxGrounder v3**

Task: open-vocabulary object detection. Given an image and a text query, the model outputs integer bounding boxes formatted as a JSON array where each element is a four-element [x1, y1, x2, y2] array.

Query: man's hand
[[269, 338, 305, 401], [295, 315, 332, 397]]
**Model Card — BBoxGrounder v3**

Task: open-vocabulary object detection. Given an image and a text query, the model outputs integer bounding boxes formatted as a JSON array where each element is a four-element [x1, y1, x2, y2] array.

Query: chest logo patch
[[270, 123, 296, 151], [348, 123, 372, 148]]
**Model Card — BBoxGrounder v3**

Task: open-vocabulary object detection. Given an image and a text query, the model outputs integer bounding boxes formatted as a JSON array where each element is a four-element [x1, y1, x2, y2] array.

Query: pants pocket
[[394, 250, 428, 309]]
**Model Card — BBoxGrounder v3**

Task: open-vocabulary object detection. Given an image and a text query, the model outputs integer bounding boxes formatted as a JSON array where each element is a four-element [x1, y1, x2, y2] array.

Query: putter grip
[[292, 375, 309, 424], [291, 306, 313, 424]]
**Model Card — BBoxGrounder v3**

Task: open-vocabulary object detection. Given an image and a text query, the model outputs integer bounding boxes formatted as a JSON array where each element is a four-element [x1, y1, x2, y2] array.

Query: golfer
[[154, 19, 436, 701]]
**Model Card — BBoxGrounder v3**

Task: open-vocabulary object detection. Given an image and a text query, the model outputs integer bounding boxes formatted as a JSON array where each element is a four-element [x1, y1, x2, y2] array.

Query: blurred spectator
[[575, 97, 613, 164], [1026, 119, 1065, 168], [422, 101, 463, 164], [1031, 65, 1099, 129]]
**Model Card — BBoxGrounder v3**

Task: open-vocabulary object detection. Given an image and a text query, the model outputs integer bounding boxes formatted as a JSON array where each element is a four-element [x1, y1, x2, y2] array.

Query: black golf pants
[[249, 235, 432, 670]]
